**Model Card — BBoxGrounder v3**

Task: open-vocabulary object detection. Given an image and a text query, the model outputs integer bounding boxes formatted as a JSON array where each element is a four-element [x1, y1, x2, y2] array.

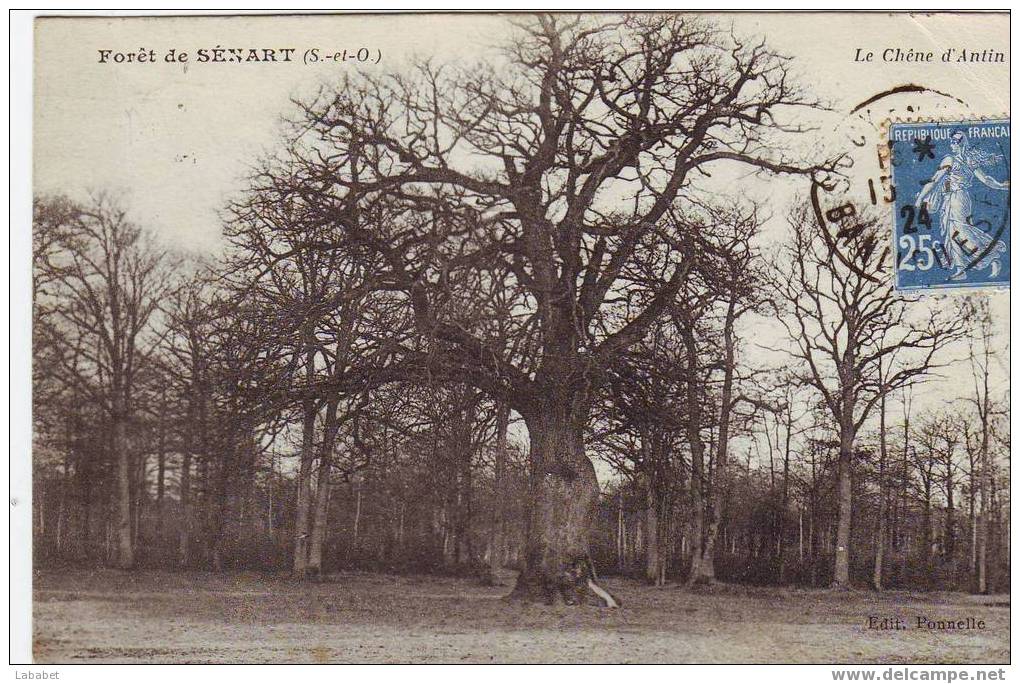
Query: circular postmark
[[806, 84, 1008, 292]]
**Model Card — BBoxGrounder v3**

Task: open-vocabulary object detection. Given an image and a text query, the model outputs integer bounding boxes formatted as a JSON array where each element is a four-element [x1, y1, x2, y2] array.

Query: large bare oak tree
[[248, 14, 824, 602]]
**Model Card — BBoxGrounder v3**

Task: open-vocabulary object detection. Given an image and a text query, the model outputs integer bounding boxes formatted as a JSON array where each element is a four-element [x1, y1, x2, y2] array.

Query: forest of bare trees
[[31, 15, 1010, 606]]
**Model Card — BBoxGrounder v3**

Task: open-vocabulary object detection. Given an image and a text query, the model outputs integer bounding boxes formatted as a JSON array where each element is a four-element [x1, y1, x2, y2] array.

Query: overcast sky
[[34, 13, 1009, 246]]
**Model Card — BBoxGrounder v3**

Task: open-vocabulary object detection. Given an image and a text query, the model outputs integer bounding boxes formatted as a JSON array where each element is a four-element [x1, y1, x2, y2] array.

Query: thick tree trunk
[[307, 399, 342, 578], [112, 414, 134, 569], [509, 406, 613, 606], [306, 466, 332, 577]]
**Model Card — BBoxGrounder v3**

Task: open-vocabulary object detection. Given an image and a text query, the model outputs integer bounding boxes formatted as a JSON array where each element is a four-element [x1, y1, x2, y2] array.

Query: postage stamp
[[889, 118, 1010, 290]]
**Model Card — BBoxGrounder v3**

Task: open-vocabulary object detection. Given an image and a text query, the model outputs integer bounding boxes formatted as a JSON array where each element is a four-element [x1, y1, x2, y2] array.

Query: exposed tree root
[[587, 579, 620, 608], [506, 556, 621, 607], [686, 574, 717, 589]]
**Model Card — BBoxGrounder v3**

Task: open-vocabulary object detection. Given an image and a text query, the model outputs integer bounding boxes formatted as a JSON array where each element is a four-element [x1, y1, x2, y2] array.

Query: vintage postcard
[[17, 10, 1009, 667]]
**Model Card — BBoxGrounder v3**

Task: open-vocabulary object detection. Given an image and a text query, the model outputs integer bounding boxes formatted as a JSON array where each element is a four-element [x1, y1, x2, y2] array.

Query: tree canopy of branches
[[773, 209, 964, 588], [33, 194, 172, 568], [238, 13, 826, 603]]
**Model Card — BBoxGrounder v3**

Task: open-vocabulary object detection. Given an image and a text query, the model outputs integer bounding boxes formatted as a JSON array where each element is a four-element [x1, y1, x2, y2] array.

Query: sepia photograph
[[14, 9, 1011, 667]]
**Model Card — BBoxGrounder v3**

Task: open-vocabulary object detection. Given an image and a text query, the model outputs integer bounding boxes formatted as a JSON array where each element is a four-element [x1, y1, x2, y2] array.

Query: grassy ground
[[32, 568, 1009, 664]]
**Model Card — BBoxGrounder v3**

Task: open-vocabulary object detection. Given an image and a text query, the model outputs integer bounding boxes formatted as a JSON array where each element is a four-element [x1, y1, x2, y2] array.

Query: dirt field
[[32, 569, 1009, 664]]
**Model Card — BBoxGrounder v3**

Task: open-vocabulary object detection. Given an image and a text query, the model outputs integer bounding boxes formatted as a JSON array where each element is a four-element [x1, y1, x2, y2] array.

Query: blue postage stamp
[[889, 119, 1010, 290]]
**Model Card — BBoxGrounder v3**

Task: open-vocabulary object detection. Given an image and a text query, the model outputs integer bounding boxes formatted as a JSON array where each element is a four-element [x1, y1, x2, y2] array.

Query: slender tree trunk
[[178, 449, 192, 567], [682, 327, 711, 586], [488, 403, 510, 582], [976, 386, 991, 593], [616, 490, 625, 573], [970, 505, 978, 573], [874, 393, 888, 590], [351, 480, 362, 559], [696, 300, 737, 585], [38, 490, 46, 548], [686, 442, 706, 582], [293, 352, 318, 577], [989, 469, 1002, 591], [809, 444, 818, 586], [977, 451, 989, 593], [52, 454, 71, 558], [55, 483, 65, 558], [971, 308, 993, 594], [209, 442, 234, 573], [455, 405, 475, 568], [899, 388, 912, 583], [153, 388, 167, 549], [944, 470, 955, 562], [181, 377, 207, 568], [644, 472, 660, 585], [80, 465, 93, 560], [267, 451, 275, 539], [659, 487, 671, 585], [965, 443, 976, 578], [133, 453, 146, 554], [798, 506, 804, 562], [778, 397, 792, 584], [112, 413, 134, 569], [832, 412, 856, 589], [922, 475, 934, 561], [156, 442, 166, 542]]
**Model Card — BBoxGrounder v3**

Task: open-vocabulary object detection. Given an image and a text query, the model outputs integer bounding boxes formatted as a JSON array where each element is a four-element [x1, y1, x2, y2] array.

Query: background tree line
[[31, 15, 1009, 598], [32, 190, 1009, 593]]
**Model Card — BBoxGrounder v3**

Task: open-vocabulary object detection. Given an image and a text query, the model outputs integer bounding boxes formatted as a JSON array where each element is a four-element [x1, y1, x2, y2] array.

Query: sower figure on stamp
[[915, 130, 1009, 280]]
